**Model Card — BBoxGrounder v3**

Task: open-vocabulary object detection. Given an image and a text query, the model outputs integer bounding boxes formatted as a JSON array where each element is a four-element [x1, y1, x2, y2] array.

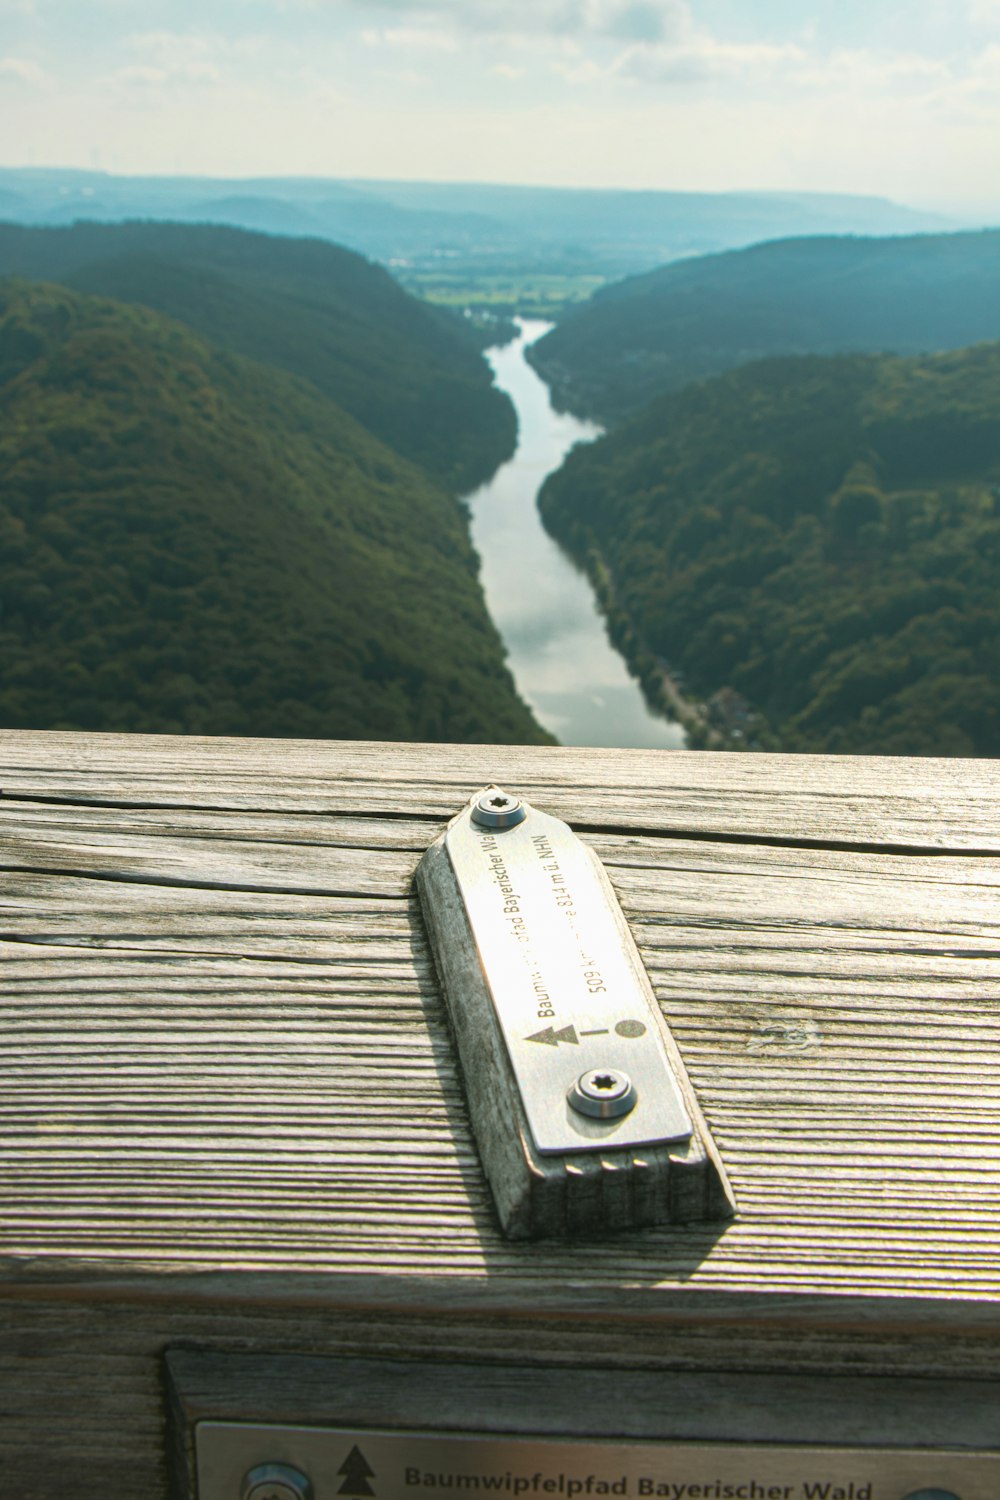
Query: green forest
[[529, 230, 1000, 423], [0, 278, 547, 743], [0, 221, 516, 493], [539, 343, 1000, 756], [6, 213, 1000, 759]]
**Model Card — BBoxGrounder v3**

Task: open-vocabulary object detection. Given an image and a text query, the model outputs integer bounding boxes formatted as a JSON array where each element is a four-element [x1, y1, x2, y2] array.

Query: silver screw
[[471, 787, 526, 830], [569, 1068, 637, 1120], [242, 1463, 314, 1500]]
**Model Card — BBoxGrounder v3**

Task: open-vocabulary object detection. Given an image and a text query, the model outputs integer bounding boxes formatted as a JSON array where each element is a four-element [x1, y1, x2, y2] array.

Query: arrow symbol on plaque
[[338, 1445, 376, 1498], [525, 1023, 579, 1047]]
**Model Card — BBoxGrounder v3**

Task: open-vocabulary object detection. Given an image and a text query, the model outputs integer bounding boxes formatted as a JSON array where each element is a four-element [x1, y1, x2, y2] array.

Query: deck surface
[[2, 730, 999, 1325]]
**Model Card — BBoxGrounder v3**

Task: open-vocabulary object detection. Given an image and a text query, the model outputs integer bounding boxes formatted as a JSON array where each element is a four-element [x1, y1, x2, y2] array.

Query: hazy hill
[[539, 343, 1000, 756], [0, 279, 547, 744], [360, 180, 946, 257], [0, 166, 948, 282], [0, 221, 515, 492], [529, 231, 1000, 423]]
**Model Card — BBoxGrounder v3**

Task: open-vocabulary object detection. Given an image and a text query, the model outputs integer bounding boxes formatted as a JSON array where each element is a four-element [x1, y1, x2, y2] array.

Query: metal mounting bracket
[[415, 787, 733, 1239]]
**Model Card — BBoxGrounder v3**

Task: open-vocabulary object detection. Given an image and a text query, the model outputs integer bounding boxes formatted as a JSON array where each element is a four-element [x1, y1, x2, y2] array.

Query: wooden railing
[[1, 730, 999, 1497]]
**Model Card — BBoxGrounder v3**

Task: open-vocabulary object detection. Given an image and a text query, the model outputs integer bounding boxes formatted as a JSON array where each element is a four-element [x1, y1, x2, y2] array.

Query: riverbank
[[551, 537, 765, 753], [464, 322, 686, 750], [581, 546, 715, 746]]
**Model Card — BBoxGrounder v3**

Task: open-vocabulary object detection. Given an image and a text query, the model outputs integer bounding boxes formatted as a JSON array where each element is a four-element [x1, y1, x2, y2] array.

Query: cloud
[[585, 0, 692, 43], [376, 65, 430, 85], [0, 55, 48, 87], [619, 36, 807, 87], [360, 25, 458, 51], [552, 57, 607, 84], [615, 34, 962, 102], [347, 0, 693, 42], [804, 48, 952, 93], [930, 42, 1000, 121], [117, 31, 224, 86]]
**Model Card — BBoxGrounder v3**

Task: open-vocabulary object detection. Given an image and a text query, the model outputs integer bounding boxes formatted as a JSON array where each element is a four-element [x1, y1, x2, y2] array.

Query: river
[[465, 319, 685, 749]]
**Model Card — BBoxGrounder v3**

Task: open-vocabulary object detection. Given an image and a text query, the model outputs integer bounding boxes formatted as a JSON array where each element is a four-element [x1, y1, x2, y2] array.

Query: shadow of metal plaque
[[197, 1420, 992, 1500]]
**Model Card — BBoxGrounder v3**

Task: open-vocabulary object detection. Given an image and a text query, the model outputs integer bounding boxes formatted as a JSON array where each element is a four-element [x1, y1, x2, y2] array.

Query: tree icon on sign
[[338, 1445, 376, 1497]]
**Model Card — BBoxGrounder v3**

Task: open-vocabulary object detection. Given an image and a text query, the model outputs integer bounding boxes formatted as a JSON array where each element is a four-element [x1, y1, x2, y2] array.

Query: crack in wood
[[573, 821, 996, 858], [0, 932, 428, 965], [3, 789, 991, 858], [0, 863, 412, 900], [1, 790, 447, 825]]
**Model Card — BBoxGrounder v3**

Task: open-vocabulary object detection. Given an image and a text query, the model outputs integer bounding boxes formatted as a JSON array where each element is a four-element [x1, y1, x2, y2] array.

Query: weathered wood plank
[[1, 830, 998, 1294], [4, 729, 1000, 849], [0, 1298, 995, 1500], [165, 1350, 1000, 1447], [2, 728, 1000, 1500]]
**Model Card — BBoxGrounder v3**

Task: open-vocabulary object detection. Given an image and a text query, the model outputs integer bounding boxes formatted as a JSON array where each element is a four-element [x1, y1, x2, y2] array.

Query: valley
[[3, 202, 1000, 758]]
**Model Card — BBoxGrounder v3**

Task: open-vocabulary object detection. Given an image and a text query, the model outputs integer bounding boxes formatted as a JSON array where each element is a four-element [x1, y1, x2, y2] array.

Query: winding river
[[466, 320, 685, 749]]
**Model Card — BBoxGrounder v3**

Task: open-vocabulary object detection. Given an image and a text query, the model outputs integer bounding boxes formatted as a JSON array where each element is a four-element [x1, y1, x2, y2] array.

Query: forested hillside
[[539, 343, 1000, 756], [530, 231, 1000, 424], [0, 221, 515, 492], [0, 279, 547, 743]]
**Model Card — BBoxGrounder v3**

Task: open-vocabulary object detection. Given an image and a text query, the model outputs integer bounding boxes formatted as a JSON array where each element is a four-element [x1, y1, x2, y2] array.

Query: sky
[[3, 0, 1000, 208]]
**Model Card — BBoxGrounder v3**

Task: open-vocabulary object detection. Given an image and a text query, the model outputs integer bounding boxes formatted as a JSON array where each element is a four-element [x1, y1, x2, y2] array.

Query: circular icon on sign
[[241, 1464, 313, 1500], [615, 1019, 646, 1039], [899, 1489, 962, 1500]]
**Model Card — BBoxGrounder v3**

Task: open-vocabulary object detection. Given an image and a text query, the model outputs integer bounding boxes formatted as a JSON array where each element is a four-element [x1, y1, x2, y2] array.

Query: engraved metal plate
[[197, 1421, 996, 1500], [444, 792, 692, 1155]]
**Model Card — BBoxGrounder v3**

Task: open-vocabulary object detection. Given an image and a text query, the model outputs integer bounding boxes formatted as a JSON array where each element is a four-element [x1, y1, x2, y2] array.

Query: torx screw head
[[241, 1463, 314, 1500], [569, 1068, 637, 1120], [471, 787, 526, 829]]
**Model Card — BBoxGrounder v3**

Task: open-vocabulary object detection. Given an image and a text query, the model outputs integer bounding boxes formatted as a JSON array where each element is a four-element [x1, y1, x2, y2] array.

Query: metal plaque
[[197, 1420, 996, 1500], [443, 790, 692, 1155]]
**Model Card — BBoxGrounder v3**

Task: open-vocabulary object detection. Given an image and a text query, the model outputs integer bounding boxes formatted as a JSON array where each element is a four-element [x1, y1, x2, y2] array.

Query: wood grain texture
[[4, 728, 1000, 848], [2, 728, 1000, 1497], [165, 1350, 1000, 1448]]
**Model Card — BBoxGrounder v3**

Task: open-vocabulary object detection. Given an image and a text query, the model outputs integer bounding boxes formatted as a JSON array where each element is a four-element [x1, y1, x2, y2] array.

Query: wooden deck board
[[2, 729, 1000, 1496], [2, 729, 999, 1307], [4, 729, 1000, 847]]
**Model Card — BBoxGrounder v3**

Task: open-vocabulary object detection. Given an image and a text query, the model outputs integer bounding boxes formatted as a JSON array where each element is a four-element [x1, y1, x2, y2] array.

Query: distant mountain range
[[539, 341, 1000, 756], [529, 230, 1000, 423], [0, 167, 952, 282], [0, 228, 547, 744]]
